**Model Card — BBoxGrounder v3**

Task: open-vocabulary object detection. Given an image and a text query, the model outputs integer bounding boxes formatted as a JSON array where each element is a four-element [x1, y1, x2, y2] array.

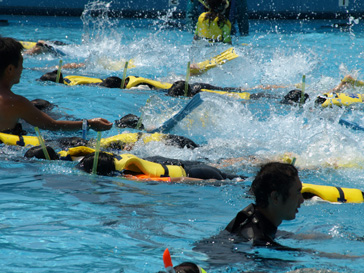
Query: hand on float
[[88, 118, 113, 131]]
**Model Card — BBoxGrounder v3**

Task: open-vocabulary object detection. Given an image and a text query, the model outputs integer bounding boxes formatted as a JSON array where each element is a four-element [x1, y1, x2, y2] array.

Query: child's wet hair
[[24, 145, 60, 160], [77, 152, 116, 176], [99, 76, 122, 88], [39, 70, 64, 84], [115, 114, 144, 130]]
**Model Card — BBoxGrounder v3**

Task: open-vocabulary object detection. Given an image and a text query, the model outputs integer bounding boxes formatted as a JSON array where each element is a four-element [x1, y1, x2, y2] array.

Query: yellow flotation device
[[20, 41, 37, 50], [125, 76, 172, 90], [302, 183, 364, 203], [0, 132, 40, 147], [195, 12, 232, 43], [58, 146, 96, 161], [100, 132, 167, 149], [114, 153, 186, 178], [63, 75, 103, 86], [201, 89, 250, 100], [58, 146, 186, 178], [321, 93, 364, 108]]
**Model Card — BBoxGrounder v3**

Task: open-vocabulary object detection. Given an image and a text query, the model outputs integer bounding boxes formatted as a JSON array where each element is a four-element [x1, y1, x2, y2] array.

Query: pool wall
[[0, 0, 363, 19]]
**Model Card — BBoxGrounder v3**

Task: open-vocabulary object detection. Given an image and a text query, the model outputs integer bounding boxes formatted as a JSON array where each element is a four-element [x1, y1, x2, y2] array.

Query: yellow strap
[[201, 89, 250, 100]]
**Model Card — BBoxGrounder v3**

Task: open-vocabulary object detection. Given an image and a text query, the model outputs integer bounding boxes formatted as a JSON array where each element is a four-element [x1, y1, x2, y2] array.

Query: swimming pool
[[1, 3, 364, 272]]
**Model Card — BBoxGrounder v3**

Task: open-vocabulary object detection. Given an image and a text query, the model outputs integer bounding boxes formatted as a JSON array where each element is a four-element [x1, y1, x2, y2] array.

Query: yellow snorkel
[[91, 131, 102, 175], [56, 60, 63, 83], [185, 61, 191, 97], [34, 127, 51, 160], [121, 61, 129, 89]]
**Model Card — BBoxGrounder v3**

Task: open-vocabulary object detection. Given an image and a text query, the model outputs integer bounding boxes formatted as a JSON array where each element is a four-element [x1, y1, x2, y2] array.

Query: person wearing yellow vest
[[194, 0, 232, 44]]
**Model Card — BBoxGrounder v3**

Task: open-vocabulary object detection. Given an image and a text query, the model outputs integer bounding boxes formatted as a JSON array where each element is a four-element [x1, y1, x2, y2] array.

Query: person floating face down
[[194, 162, 304, 258], [194, 0, 232, 44], [0, 37, 112, 135], [38, 70, 123, 88], [23, 40, 66, 57], [25, 145, 246, 181]]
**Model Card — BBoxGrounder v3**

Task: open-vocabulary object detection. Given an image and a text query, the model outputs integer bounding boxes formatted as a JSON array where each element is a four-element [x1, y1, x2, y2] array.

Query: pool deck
[[0, 0, 363, 19]]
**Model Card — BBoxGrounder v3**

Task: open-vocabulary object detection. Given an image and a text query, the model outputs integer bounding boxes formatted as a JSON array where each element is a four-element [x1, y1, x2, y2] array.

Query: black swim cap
[[30, 99, 55, 111], [39, 70, 64, 84], [77, 152, 116, 176], [168, 81, 192, 97], [24, 145, 59, 160], [115, 114, 144, 130], [57, 137, 88, 149], [280, 89, 309, 105], [99, 76, 122, 88]]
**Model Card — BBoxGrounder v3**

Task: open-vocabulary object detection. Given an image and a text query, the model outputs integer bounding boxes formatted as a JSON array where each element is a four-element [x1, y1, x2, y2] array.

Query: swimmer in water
[[23, 40, 67, 57], [0, 37, 112, 135], [25, 146, 246, 181]]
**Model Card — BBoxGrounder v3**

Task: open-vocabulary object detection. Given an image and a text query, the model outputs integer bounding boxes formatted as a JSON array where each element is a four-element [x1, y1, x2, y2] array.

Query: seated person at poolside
[[0, 37, 112, 135], [23, 40, 66, 57], [194, 0, 232, 44]]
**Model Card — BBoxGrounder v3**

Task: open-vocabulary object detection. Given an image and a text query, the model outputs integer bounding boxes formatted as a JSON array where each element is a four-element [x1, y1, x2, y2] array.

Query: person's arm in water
[[6, 93, 112, 131], [59, 63, 86, 69], [331, 75, 364, 92]]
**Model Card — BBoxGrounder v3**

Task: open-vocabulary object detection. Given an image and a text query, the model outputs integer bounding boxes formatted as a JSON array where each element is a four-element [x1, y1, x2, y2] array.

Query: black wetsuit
[[144, 156, 246, 180], [224, 203, 281, 247]]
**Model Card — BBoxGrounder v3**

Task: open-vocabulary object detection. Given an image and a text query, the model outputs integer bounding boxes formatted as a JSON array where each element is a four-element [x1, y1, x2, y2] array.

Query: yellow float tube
[[321, 93, 364, 108], [100, 132, 167, 149], [302, 183, 364, 203], [63, 75, 103, 86], [125, 76, 172, 89], [0, 132, 40, 147], [58, 147, 186, 178]]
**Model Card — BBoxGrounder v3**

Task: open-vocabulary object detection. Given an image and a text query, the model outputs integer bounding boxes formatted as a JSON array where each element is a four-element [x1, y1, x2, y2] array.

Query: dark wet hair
[[57, 137, 89, 149], [115, 114, 144, 130], [99, 76, 122, 88], [30, 99, 55, 111], [174, 262, 200, 273], [204, 0, 228, 24], [250, 162, 299, 208], [157, 262, 200, 273], [24, 145, 60, 160], [168, 81, 192, 97], [39, 70, 64, 84], [164, 134, 199, 149], [0, 37, 24, 77], [77, 152, 116, 176], [280, 89, 309, 105], [314, 95, 327, 106]]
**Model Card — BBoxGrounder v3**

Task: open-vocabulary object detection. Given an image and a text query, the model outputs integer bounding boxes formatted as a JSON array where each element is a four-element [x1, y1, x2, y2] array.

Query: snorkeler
[[0, 37, 112, 135], [194, 0, 232, 44], [25, 146, 246, 181], [22, 40, 67, 57], [38, 70, 172, 89]]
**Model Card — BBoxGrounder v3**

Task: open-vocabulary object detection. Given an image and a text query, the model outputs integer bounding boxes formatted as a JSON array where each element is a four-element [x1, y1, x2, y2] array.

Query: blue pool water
[[1, 3, 364, 272]]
